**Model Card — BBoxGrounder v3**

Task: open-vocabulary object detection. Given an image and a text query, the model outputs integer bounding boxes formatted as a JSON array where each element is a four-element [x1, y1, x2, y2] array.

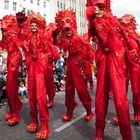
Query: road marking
[[55, 108, 95, 133]]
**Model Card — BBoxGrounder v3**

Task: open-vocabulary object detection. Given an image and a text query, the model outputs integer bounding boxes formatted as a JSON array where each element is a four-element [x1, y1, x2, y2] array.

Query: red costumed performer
[[86, 0, 132, 139], [83, 33, 94, 90], [113, 14, 140, 125], [55, 10, 95, 122], [22, 12, 50, 139], [45, 23, 60, 108], [0, 15, 22, 126]]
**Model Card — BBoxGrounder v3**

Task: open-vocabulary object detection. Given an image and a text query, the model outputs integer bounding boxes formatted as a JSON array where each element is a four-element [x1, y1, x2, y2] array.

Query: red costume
[[22, 13, 50, 139], [55, 10, 94, 122], [86, 1, 132, 140], [83, 33, 94, 90], [45, 23, 60, 108], [113, 14, 140, 125], [0, 15, 22, 126]]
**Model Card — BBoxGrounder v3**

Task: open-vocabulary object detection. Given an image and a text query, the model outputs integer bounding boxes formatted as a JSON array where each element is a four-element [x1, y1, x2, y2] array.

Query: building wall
[[0, 0, 50, 21], [0, 0, 87, 35]]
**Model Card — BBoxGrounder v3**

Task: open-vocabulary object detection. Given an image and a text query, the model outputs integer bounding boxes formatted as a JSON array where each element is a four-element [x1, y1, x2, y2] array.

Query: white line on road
[[55, 108, 95, 133]]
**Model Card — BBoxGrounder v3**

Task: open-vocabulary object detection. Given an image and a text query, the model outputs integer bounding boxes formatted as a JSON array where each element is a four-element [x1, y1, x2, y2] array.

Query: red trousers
[[95, 48, 132, 139], [6, 52, 22, 117], [46, 63, 55, 101], [27, 56, 49, 129], [65, 59, 92, 114], [129, 65, 140, 121]]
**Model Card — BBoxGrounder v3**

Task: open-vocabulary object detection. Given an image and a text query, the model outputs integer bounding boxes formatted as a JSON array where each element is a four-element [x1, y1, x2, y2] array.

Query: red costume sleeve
[[51, 45, 60, 63]]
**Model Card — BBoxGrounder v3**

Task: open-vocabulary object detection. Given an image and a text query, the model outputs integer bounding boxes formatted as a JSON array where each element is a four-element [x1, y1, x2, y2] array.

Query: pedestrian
[[45, 23, 60, 108]]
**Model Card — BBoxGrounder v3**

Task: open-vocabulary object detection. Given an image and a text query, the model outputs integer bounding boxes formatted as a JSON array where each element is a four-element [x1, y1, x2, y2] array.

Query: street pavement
[[0, 81, 140, 140]]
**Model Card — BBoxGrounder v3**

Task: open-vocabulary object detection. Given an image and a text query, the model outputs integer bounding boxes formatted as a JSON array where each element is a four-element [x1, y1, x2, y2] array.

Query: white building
[[0, 0, 87, 35], [0, 0, 50, 21]]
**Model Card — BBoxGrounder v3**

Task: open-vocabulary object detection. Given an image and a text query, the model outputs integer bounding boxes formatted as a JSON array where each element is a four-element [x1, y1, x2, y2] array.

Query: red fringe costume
[[83, 33, 94, 90], [0, 15, 22, 126], [120, 14, 140, 124], [55, 10, 95, 122], [86, 0, 132, 140], [45, 23, 60, 108], [22, 12, 51, 139]]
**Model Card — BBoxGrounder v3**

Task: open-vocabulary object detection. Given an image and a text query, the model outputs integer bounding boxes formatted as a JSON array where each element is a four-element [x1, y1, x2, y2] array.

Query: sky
[[111, 0, 140, 29]]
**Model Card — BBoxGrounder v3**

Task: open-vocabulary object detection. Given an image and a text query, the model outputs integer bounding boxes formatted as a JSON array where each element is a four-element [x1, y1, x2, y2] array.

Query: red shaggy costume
[[86, 0, 132, 140], [22, 12, 51, 139], [113, 14, 140, 125], [0, 15, 22, 126], [45, 23, 60, 108], [55, 10, 95, 122]]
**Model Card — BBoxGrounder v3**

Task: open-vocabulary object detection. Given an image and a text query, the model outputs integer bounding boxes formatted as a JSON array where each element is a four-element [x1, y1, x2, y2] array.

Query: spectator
[[0, 53, 7, 106], [18, 82, 28, 99], [56, 55, 65, 73]]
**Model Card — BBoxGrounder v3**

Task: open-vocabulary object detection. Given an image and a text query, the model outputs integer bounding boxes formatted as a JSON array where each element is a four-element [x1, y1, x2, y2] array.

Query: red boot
[[112, 116, 119, 125], [47, 100, 54, 108], [27, 123, 38, 133], [5, 113, 13, 121], [62, 113, 73, 122], [36, 129, 50, 139], [36, 119, 50, 139], [84, 112, 94, 122], [7, 116, 20, 126], [134, 115, 140, 125], [62, 102, 78, 122]]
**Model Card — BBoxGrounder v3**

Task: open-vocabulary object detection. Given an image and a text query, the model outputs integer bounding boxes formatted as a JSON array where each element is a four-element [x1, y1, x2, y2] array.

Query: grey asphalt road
[[0, 82, 140, 140]]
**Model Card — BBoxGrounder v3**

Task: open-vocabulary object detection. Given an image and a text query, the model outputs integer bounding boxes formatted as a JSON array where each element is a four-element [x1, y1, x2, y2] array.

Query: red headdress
[[45, 22, 57, 42], [47, 23, 57, 32], [0, 14, 18, 39], [86, 0, 111, 13], [22, 12, 46, 38], [55, 10, 77, 32], [1, 15, 16, 29], [120, 14, 137, 31], [45, 23, 57, 36]]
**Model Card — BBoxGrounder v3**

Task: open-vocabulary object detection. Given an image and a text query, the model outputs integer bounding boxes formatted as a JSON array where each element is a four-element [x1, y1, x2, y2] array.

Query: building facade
[[0, 0, 50, 21], [0, 0, 87, 35]]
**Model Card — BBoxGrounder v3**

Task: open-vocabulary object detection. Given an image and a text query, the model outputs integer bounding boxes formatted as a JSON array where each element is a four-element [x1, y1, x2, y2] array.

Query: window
[[13, 2, 17, 11], [23, 7, 26, 12], [60, 2, 62, 9], [57, 1, 59, 8], [63, 4, 65, 9], [4, 0, 9, 9], [37, 12, 40, 15], [44, 14, 46, 19], [43, 1, 46, 8], [37, 0, 40, 6], [30, 0, 33, 4]]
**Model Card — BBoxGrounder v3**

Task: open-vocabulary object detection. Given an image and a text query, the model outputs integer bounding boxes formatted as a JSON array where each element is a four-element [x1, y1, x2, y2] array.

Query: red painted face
[[55, 10, 77, 37], [60, 17, 73, 37], [30, 22, 38, 33], [120, 14, 136, 28]]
